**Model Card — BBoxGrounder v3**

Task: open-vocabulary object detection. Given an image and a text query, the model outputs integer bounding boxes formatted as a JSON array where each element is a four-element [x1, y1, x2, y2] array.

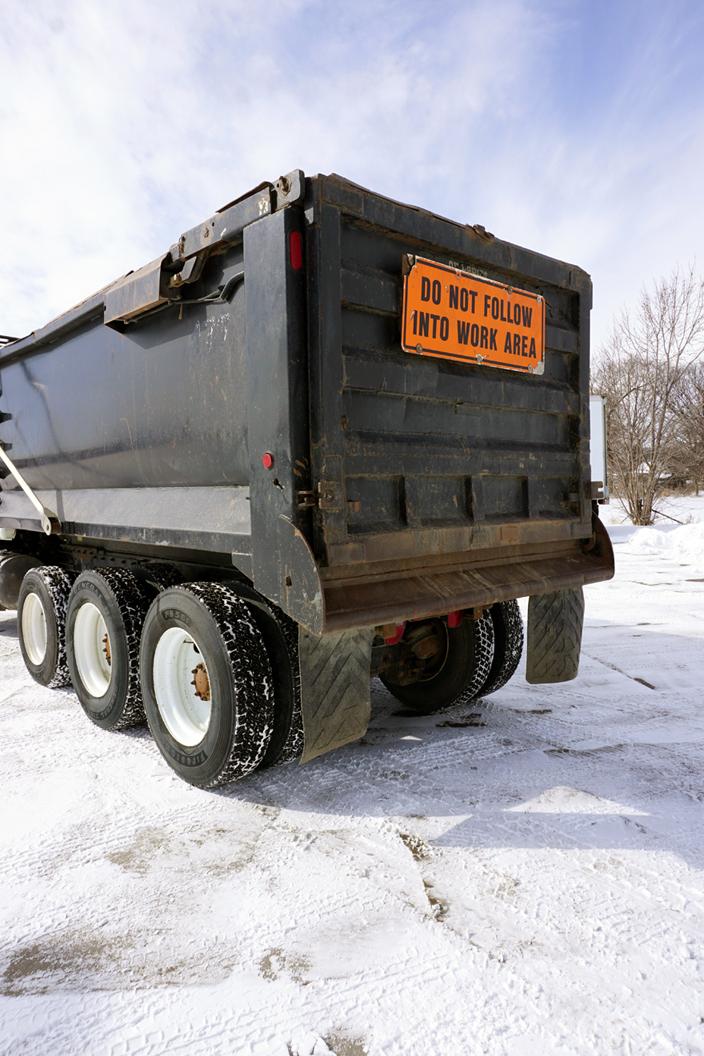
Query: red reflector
[[289, 230, 303, 271], [384, 623, 406, 646], [447, 610, 462, 629], [262, 452, 274, 470]]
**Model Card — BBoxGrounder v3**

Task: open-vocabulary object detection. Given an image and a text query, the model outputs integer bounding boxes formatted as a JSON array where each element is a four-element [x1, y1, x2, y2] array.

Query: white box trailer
[[589, 394, 608, 503]]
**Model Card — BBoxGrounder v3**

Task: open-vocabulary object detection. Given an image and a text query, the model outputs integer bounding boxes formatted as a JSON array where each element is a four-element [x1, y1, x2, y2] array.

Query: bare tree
[[593, 266, 704, 524], [669, 362, 704, 494]]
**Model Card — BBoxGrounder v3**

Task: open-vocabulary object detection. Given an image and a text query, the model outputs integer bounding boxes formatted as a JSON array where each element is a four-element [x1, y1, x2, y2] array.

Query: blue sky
[[2, 0, 703, 353]]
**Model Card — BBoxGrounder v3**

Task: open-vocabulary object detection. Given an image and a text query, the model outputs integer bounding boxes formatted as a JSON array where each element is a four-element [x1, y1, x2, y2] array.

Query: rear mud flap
[[526, 587, 585, 684], [297, 627, 374, 763]]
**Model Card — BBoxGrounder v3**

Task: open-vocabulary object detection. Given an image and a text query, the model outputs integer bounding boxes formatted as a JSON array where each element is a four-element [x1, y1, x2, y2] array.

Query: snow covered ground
[[1, 500, 703, 1056]]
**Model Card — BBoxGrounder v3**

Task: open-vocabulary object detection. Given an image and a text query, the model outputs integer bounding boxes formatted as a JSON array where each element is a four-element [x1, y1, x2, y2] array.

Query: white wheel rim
[[73, 602, 113, 697], [22, 592, 48, 665], [152, 627, 212, 747]]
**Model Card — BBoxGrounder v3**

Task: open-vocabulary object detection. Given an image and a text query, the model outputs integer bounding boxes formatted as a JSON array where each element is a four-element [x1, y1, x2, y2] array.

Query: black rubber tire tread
[[18, 566, 74, 688], [140, 582, 274, 788], [214, 579, 303, 767], [526, 587, 585, 684], [67, 568, 157, 730], [256, 603, 303, 767], [480, 600, 524, 697], [381, 614, 495, 715], [297, 626, 374, 762]]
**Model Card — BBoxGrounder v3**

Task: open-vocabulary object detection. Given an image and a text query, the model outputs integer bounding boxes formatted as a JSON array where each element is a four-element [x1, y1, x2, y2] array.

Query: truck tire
[[380, 614, 495, 714], [18, 566, 74, 688], [140, 582, 274, 788], [480, 600, 524, 697], [252, 603, 303, 768], [66, 569, 156, 730], [213, 579, 302, 767]]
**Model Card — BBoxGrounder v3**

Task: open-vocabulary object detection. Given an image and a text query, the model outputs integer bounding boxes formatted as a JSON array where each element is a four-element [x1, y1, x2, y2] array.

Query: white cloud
[[1, 0, 702, 357]]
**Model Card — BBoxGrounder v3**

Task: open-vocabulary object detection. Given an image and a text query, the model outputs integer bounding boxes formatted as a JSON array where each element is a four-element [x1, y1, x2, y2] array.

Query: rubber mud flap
[[298, 627, 374, 763], [526, 587, 585, 684]]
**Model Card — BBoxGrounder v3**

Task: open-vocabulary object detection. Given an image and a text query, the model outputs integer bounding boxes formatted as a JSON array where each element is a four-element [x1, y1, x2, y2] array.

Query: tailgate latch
[[297, 481, 343, 512]]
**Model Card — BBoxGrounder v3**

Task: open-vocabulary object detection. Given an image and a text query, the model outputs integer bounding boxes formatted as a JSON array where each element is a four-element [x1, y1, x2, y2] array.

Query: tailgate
[[305, 176, 610, 630], [308, 175, 591, 552]]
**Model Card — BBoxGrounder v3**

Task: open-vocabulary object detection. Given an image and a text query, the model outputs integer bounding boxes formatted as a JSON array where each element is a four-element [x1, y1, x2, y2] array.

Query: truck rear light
[[447, 610, 463, 628], [383, 623, 406, 645], [289, 230, 303, 271]]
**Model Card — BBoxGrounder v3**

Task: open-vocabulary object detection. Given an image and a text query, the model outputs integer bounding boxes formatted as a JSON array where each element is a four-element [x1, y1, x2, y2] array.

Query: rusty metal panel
[[104, 255, 170, 325], [322, 552, 598, 631], [322, 522, 613, 632], [308, 174, 592, 574]]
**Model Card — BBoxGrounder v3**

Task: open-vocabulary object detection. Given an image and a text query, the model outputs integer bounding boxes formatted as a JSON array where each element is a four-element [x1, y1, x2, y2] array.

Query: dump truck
[[0, 170, 614, 788]]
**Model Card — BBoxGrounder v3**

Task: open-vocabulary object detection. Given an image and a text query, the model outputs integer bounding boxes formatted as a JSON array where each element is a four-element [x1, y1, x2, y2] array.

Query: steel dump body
[[0, 172, 611, 635]]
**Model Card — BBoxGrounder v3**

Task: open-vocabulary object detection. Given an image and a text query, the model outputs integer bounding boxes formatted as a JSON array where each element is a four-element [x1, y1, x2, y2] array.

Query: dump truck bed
[[0, 171, 611, 635]]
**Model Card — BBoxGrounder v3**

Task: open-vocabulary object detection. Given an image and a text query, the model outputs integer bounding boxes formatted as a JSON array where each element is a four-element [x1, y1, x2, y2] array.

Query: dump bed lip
[[1, 292, 106, 363], [316, 172, 593, 294], [2, 171, 304, 364], [321, 521, 614, 632]]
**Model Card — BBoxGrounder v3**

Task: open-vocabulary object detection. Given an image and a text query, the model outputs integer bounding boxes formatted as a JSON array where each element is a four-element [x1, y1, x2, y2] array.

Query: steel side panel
[[0, 251, 249, 494], [0, 485, 251, 551]]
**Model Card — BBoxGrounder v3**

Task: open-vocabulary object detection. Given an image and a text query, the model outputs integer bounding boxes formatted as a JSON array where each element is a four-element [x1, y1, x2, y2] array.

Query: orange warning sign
[[401, 257, 545, 375]]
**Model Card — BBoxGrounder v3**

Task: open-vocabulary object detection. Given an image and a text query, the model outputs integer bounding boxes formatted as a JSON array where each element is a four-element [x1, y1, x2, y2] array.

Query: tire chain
[[206, 584, 303, 766], [93, 568, 157, 729], [179, 582, 275, 786], [256, 599, 304, 765], [456, 611, 496, 705], [26, 566, 74, 688], [480, 600, 524, 697]]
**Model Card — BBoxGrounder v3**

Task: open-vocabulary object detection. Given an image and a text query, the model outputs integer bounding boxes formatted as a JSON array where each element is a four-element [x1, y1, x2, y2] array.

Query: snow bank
[[607, 519, 704, 569], [625, 522, 704, 563], [603, 495, 704, 570]]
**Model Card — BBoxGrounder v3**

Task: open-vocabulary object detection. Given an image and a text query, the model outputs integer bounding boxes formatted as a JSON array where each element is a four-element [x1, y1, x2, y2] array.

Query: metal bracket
[[317, 480, 343, 512], [295, 481, 343, 512], [0, 447, 58, 535], [104, 170, 306, 329]]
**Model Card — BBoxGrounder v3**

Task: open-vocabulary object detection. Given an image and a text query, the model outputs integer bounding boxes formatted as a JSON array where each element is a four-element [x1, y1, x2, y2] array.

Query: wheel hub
[[191, 662, 211, 701]]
